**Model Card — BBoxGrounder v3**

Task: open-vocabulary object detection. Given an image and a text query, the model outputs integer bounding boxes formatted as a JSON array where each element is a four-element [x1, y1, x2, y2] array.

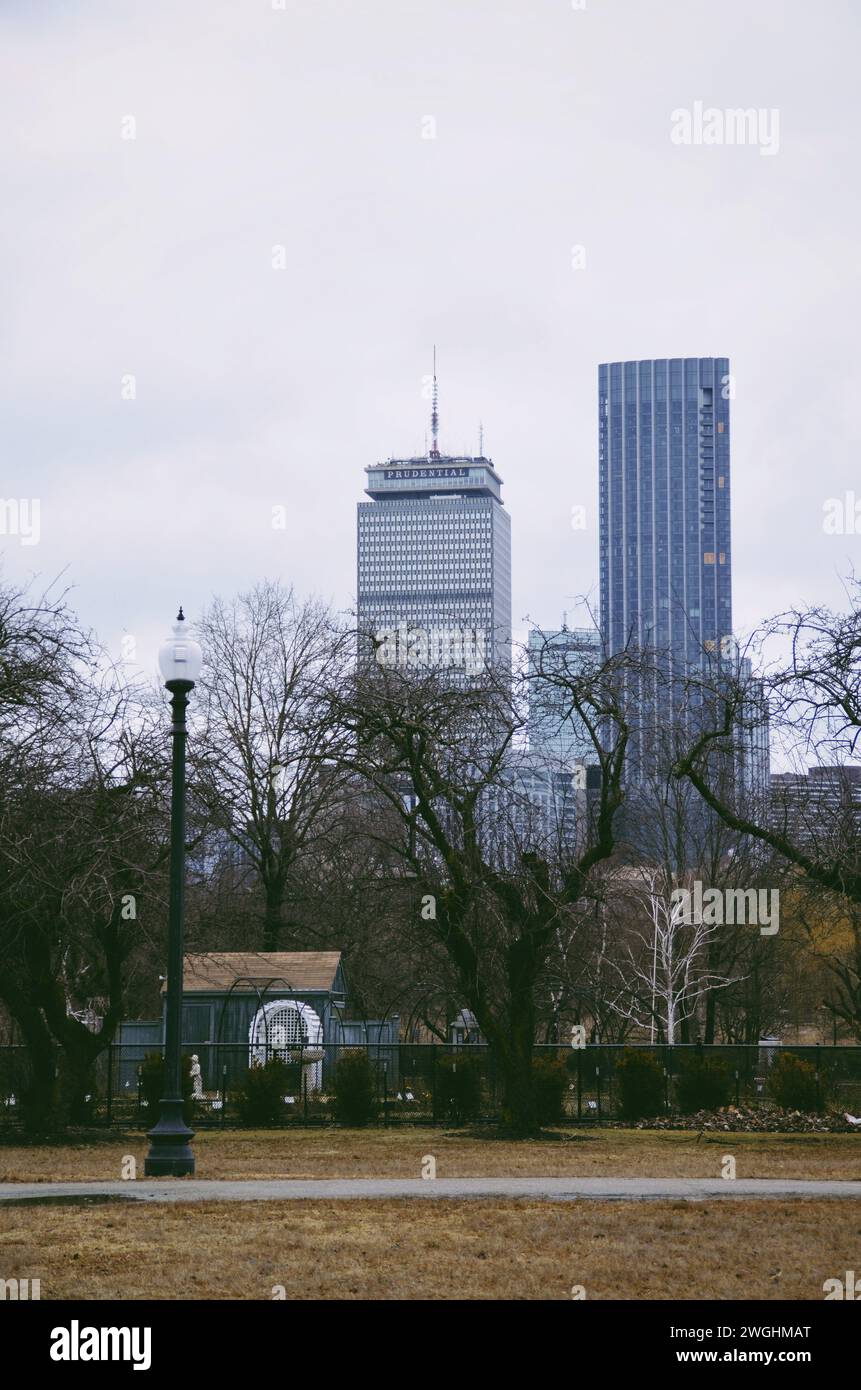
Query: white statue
[[190, 1054, 204, 1099]]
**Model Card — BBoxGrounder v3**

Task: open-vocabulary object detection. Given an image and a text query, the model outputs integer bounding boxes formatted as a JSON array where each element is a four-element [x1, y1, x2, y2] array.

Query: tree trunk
[[501, 1038, 538, 1136], [499, 943, 540, 1136], [12, 1008, 59, 1135], [263, 887, 284, 951], [704, 983, 717, 1044], [58, 1048, 98, 1126]]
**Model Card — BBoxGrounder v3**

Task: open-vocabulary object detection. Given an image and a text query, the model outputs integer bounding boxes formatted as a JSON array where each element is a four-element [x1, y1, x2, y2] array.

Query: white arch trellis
[[248, 999, 325, 1093]]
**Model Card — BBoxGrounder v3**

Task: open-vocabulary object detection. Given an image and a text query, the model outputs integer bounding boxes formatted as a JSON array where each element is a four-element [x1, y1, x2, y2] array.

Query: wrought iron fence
[[1, 1042, 860, 1128]]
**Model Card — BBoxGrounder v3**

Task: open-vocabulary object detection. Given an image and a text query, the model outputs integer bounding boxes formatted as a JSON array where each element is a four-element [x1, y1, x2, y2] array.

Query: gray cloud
[[1, 0, 859, 674]]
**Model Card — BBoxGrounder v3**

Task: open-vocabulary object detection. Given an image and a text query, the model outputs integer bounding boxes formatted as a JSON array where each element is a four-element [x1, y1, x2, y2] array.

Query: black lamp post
[[145, 608, 203, 1177]]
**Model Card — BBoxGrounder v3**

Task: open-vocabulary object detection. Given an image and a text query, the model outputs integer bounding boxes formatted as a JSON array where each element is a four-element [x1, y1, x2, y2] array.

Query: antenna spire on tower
[[479, 421, 484, 457], [430, 346, 440, 458]]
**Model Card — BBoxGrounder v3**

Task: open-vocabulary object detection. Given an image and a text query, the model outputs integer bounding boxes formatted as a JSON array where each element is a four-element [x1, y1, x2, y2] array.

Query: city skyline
[[2, 1, 859, 684], [0, 340, 847, 705]]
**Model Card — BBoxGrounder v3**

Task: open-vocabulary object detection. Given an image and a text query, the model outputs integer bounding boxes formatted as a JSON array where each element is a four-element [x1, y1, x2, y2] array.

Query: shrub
[[768, 1052, 822, 1112], [69, 1083, 100, 1125], [332, 1049, 378, 1127], [435, 1054, 483, 1125], [531, 1056, 569, 1125], [2, 1053, 32, 1114], [139, 1052, 193, 1126], [237, 1057, 297, 1125], [675, 1056, 732, 1114], [614, 1049, 666, 1121]]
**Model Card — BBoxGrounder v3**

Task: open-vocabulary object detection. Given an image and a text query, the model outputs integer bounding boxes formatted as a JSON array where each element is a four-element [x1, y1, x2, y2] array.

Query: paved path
[[1, 1177, 861, 1205]]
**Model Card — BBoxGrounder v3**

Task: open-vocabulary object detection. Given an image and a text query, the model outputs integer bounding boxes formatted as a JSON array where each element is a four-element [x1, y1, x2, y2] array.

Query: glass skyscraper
[[527, 625, 602, 768], [599, 356, 732, 666], [357, 399, 511, 677], [599, 357, 734, 774]]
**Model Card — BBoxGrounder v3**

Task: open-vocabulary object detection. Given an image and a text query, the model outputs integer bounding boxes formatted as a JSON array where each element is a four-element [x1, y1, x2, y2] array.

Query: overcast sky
[[2, 0, 859, 677]]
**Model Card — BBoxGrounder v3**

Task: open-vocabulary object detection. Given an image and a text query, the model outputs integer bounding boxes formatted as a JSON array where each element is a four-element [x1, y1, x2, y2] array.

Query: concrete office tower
[[357, 365, 511, 679], [599, 357, 733, 775]]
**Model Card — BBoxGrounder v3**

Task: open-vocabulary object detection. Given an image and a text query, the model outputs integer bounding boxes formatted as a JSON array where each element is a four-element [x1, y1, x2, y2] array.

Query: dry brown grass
[[1, 1125, 859, 1183], [1, 1197, 859, 1299]]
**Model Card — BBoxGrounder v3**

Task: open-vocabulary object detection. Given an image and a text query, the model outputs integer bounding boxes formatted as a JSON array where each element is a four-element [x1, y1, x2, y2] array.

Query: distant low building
[[449, 1009, 484, 1045], [771, 765, 861, 852]]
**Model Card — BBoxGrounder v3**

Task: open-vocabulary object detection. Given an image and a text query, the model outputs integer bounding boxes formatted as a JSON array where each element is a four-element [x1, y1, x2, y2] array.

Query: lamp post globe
[[144, 608, 202, 1177], [158, 606, 203, 686]]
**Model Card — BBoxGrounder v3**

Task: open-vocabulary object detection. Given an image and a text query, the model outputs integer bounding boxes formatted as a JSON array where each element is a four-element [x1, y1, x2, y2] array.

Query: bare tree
[[331, 639, 640, 1135], [603, 866, 742, 1044], [0, 580, 171, 1129], [673, 585, 861, 903], [195, 581, 353, 950]]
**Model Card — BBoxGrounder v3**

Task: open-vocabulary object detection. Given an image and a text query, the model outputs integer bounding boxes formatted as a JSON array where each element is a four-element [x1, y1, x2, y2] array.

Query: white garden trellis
[[249, 999, 325, 1093]]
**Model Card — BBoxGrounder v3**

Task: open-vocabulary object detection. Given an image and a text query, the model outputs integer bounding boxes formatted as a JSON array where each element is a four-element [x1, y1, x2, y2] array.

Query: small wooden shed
[[158, 951, 398, 1091]]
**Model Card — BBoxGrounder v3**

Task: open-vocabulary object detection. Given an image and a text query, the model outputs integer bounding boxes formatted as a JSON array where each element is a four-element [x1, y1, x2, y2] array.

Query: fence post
[[222, 1064, 228, 1126], [383, 1068, 388, 1128], [106, 1044, 114, 1126], [431, 1045, 437, 1125], [576, 1048, 582, 1121], [596, 1065, 602, 1125]]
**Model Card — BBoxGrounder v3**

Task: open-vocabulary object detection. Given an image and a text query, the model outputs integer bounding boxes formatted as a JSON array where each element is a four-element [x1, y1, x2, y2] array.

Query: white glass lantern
[[157, 608, 203, 686]]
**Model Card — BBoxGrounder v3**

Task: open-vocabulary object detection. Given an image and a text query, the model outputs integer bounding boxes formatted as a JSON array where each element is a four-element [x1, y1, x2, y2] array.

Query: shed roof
[[169, 952, 343, 994]]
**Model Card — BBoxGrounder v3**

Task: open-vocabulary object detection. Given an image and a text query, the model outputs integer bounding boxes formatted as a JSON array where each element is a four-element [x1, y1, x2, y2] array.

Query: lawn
[[1, 1197, 859, 1299], [0, 1125, 859, 1183]]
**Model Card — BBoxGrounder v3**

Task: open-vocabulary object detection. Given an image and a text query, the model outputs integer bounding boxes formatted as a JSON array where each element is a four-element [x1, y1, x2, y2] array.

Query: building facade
[[599, 357, 735, 775], [734, 654, 772, 809], [599, 356, 732, 666], [357, 383, 511, 678], [479, 750, 586, 871], [527, 624, 603, 769], [115, 953, 401, 1097], [771, 765, 861, 852]]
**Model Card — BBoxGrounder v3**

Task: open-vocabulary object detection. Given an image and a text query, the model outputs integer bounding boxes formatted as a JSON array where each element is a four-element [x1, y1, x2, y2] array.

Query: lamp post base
[[144, 1099, 196, 1177]]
